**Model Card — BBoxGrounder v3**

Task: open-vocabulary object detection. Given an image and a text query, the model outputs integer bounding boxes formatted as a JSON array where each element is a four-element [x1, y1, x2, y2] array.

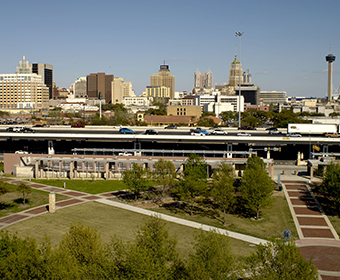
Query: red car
[[71, 124, 85, 128]]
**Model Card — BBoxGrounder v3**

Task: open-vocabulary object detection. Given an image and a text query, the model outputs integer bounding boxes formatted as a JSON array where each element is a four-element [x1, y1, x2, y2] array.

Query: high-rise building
[[31, 63, 53, 99], [228, 56, 243, 87], [194, 71, 212, 88], [86, 73, 114, 103], [243, 69, 252, 84], [0, 58, 49, 109], [73, 77, 86, 98], [326, 52, 336, 102], [150, 64, 175, 98], [111, 78, 134, 104]]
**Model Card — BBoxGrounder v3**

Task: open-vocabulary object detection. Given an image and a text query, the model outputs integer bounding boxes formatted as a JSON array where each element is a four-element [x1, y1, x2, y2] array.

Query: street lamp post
[[235, 31, 243, 128]]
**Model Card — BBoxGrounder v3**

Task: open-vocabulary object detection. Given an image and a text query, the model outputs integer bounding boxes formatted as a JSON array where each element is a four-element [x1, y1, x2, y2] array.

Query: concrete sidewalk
[[97, 199, 268, 245]]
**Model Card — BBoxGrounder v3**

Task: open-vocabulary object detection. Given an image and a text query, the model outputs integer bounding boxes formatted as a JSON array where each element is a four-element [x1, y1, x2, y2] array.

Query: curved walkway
[[0, 177, 266, 245]]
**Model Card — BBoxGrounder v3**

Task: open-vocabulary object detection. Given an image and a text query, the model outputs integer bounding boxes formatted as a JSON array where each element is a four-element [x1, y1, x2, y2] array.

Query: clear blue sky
[[1, 0, 339, 98]]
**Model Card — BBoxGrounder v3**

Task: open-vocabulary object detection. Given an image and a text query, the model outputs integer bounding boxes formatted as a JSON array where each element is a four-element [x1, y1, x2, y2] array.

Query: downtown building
[[0, 57, 49, 110], [86, 73, 114, 103], [194, 71, 212, 89], [111, 77, 135, 104], [150, 64, 175, 99]]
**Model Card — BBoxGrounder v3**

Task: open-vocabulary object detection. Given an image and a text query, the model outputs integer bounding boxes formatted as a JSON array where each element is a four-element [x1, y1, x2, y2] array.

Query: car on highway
[[144, 129, 158, 135], [286, 133, 301, 137], [237, 132, 251, 136], [71, 124, 85, 128], [268, 128, 282, 135], [164, 124, 177, 129], [211, 129, 228, 135], [324, 133, 340, 138], [6, 126, 24, 132], [191, 129, 211, 136], [22, 127, 35, 133], [118, 151, 133, 156], [119, 127, 136, 134], [15, 150, 29, 154]]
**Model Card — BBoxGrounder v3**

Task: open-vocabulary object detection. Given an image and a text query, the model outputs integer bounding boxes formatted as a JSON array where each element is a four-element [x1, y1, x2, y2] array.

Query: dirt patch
[[297, 217, 328, 226], [0, 214, 28, 224], [56, 198, 83, 207], [302, 228, 335, 238], [299, 246, 340, 271], [294, 206, 321, 215], [285, 184, 308, 191]]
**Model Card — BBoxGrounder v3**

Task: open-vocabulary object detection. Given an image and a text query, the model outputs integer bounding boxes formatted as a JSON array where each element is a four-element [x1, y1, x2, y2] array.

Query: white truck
[[287, 123, 339, 135]]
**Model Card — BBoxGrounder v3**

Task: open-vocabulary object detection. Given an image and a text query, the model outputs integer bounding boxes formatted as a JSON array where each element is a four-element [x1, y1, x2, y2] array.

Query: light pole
[[235, 31, 243, 128]]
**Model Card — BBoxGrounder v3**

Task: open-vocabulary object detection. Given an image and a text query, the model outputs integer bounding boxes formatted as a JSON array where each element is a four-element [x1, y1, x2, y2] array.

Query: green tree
[[0, 181, 9, 198], [202, 111, 216, 117], [107, 216, 183, 280], [319, 162, 340, 214], [59, 222, 110, 279], [153, 159, 177, 195], [196, 117, 216, 127], [211, 163, 236, 225], [122, 163, 150, 200], [177, 154, 208, 200], [271, 109, 310, 128], [187, 230, 236, 280], [246, 237, 318, 279], [239, 156, 275, 219], [16, 183, 32, 205], [0, 231, 45, 279]]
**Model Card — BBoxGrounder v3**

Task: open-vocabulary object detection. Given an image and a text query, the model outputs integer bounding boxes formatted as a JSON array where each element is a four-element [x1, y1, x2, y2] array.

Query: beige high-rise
[[150, 64, 175, 98], [228, 56, 243, 87], [111, 78, 134, 104]]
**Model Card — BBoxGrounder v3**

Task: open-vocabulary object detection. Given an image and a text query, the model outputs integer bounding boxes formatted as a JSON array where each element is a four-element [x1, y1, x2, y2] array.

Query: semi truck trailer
[[287, 123, 339, 135]]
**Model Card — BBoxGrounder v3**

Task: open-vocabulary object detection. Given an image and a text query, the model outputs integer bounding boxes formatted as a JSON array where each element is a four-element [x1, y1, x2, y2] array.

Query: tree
[[246, 237, 318, 279], [0, 231, 45, 279], [196, 117, 216, 127], [153, 159, 177, 195], [0, 181, 9, 198], [177, 154, 208, 200], [211, 163, 236, 225], [58, 222, 110, 279], [122, 163, 150, 200], [319, 162, 340, 214], [16, 183, 32, 205], [239, 156, 275, 219], [108, 216, 183, 280], [187, 230, 236, 280]]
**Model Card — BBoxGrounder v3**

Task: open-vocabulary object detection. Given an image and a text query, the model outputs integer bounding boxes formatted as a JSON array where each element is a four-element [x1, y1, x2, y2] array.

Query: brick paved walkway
[[282, 180, 340, 279]]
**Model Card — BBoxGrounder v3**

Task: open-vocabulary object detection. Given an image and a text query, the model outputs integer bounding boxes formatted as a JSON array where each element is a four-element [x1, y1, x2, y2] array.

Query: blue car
[[119, 127, 136, 134]]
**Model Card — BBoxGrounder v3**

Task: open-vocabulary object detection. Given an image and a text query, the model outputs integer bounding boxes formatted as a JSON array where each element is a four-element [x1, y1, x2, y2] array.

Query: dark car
[[145, 129, 158, 135], [119, 127, 136, 134], [22, 127, 35, 133], [164, 125, 177, 129], [5, 127, 14, 132], [71, 124, 85, 128]]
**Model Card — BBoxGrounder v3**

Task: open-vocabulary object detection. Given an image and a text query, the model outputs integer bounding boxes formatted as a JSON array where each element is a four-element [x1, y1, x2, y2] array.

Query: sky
[[0, 0, 339, 98]]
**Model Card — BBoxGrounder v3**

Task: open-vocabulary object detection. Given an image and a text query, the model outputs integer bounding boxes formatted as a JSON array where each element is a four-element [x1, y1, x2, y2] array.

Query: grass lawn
[[3, 201, 256, 260], [328, 215, 340, 238], [30, 179, 131, 194], [0, 184, 69, 218], [150, 194, 298, 240]]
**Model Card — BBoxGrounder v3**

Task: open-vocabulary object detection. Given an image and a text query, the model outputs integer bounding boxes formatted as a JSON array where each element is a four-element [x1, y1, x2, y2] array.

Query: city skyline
[[0, 0, 339, 98]]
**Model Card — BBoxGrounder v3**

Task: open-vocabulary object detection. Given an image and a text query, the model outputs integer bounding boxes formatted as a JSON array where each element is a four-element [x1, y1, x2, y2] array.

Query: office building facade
[[150, 64, 175, 98], [31, 63, 53, 99], [194, 71, 212, 88], [228, 56, 243, 87], [86, 73, 114, 103]]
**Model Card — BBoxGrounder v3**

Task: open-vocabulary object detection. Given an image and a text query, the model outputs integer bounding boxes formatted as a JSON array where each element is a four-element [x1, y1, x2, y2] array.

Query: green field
[[151, 195, 298, 240], [31, 179, 130, 194], [3, 201, 257, 259], [0, 184, 69, 218]]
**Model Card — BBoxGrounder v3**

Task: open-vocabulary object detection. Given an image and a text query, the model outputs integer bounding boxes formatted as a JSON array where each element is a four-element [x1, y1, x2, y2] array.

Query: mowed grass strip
[[0, 186, 69, 218], [4, 201, 256, 259], [31, 179, 129, 194], [151, 196, 298, 240]]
